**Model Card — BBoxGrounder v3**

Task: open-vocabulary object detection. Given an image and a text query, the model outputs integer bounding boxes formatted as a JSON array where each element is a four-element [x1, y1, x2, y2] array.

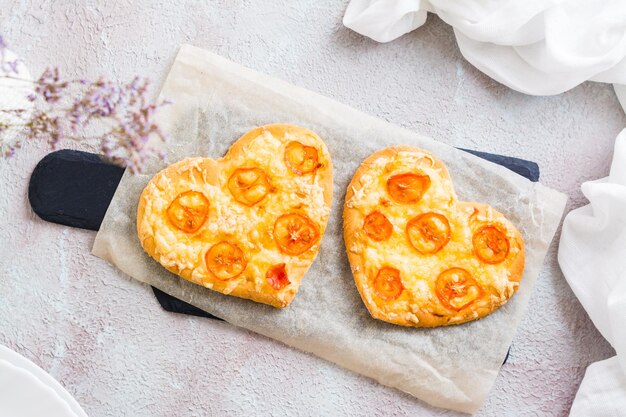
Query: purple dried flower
[[101, 100, 168, 174], [0, 36, 20, 76], [1, 59, 20, 75], [1, 32, 168, 174], [127, 77, 149, 107], [27, 111, 62, 147], [2, 145, 17, 157], [4, 59, 18, 74], [0, 129, 20, 157], [34, 68, 68, 103], [1, 133, 22, 157], [66, 77, 125, 131]]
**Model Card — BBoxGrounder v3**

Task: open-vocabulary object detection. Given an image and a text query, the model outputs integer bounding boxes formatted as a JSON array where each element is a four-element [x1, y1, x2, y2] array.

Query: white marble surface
[[0, 1, 623, 416]]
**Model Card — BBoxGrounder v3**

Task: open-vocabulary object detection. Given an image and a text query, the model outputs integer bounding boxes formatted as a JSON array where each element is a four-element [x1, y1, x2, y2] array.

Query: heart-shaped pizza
[[343, 146, 524, 327], [137, 124, 333, 308]]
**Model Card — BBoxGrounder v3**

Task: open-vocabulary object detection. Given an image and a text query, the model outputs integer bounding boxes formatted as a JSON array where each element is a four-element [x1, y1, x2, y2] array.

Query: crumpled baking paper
[[92, 45, 567, 414]]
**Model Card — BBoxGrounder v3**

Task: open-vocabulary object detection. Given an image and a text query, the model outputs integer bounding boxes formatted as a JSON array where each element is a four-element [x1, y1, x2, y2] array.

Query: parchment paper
[[92, 45, 567, 414]]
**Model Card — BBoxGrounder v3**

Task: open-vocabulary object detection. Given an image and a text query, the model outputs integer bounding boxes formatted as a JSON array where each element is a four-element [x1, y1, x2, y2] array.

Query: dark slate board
[[459, 148, 539, 182], [29, 148, 539, 364], [28, 150, 218, 320], [152, 286, 216, 319], [29, 150, 125, 231]]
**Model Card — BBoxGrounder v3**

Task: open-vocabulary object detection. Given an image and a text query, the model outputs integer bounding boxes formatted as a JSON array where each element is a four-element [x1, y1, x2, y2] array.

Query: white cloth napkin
[[559, 129, 626, 416], [343, 0, 626, 95], [614, 85, 626, 114]]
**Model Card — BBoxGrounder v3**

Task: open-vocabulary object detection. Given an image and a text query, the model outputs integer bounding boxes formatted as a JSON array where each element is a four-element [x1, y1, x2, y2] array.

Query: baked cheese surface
[[137, 124, 333, 308], [343, 146, 524, 327]]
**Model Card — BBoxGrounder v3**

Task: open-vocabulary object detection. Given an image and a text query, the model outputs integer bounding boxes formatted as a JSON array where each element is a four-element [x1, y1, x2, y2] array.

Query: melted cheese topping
[[139, 127, 331, 306], [346, 150, 521, 321]]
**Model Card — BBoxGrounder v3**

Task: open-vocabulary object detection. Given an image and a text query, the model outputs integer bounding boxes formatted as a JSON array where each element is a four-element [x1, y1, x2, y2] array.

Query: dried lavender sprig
[[0, 35, 169, 173], [33, 67, 70, 103], [0, 35, 20, 75]]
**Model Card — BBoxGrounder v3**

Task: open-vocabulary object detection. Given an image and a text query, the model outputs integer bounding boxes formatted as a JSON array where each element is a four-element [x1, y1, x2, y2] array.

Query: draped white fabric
[[569, 357, 626, 417], [343, 0, 626, 95], [559, 130, 626, 416]]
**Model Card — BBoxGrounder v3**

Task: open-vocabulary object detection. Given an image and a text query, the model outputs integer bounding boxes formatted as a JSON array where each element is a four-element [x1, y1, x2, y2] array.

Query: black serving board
[[29, 149, 539, 362], [29, 150, 217, 320]]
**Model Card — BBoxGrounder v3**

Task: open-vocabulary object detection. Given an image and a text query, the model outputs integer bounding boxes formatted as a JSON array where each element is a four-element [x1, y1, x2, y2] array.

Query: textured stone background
[[0, 1, 624, 416]]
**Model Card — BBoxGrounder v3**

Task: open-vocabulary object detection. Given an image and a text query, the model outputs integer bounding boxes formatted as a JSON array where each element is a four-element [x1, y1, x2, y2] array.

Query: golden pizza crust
[[137, 124, 333, 308], [224, 124, 333, 210], [343, 146, 525, 327]]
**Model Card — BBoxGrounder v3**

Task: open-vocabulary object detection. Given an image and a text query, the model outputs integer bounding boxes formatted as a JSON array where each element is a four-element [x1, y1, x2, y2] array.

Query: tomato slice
[[472, 225, 510, 264], [205, 241, 247, 280], [166, 190, 210, 233], [363, 211, 393, 241], [406, 212, 451, 254], [228, 167, 272, 206], [373, 267, 404, 301], [266, 263, 290, 290], [386, 173, 431, 204], [284, 141, 319, 175], [435, 268, 482, 311], [273, 213, 320, 256]]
